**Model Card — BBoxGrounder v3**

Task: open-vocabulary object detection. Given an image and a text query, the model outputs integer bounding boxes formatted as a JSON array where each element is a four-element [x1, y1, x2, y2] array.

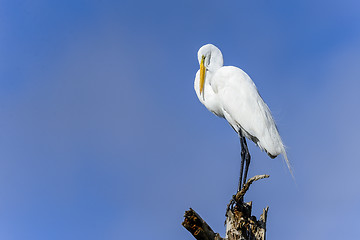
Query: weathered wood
[[226, 175, 270, 240], [183, 175, 269, 240], [182, 208, 223, 240], [255, 206, 269, 240], [225, 202, 268, 240]]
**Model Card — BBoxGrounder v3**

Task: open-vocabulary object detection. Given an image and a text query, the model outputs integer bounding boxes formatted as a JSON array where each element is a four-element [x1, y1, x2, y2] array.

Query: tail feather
[[281, 147, 295, 181]]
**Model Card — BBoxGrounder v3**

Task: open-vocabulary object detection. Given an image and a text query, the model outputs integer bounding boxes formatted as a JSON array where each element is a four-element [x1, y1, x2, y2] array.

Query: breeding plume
[[194, 44, 291, 191]]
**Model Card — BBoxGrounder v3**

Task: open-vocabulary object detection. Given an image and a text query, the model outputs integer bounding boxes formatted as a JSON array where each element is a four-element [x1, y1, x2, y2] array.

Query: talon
[[226, 194, 242, 216]]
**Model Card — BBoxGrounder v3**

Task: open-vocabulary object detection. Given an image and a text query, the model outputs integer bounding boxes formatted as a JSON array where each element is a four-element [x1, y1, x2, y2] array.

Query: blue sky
[[1, 0, 360, 239]]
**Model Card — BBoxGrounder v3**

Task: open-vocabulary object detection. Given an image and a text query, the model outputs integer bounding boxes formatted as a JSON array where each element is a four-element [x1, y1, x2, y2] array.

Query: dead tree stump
[[182, 175, 269, 240]]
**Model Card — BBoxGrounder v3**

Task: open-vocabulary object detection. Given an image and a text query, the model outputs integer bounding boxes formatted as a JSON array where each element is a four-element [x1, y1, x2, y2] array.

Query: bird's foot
[[225, 195, 236, 216], [225, 193, 243, 216]]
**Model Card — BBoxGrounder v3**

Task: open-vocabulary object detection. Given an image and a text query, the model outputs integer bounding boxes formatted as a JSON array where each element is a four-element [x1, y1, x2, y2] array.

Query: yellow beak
[[200, 56, 206, 95]]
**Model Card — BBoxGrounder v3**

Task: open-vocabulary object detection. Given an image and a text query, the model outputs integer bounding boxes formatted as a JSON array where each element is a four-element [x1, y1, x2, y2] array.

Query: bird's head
[[197, 44, 223, 95]]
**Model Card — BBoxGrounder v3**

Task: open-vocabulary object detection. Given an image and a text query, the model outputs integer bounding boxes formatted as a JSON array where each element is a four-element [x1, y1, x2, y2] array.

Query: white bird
[[194, 44, 291, 191]]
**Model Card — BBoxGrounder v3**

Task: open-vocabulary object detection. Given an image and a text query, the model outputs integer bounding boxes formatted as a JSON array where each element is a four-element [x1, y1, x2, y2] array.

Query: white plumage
[[194, 44, 291, 176]]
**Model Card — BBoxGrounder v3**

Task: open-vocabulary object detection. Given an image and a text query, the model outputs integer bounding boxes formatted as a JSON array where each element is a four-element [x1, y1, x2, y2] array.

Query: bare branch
[[235, 174, 269, 203], [182, 208, 224, 240]]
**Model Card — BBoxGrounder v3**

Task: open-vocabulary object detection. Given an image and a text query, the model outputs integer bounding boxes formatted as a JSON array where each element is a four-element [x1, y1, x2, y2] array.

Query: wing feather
[[214, 66, 283, 156]]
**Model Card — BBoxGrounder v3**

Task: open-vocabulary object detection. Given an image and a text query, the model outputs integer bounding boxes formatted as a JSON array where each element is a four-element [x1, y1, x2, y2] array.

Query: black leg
[[238, 130, 251, 191], [238, 131, 245, 192], [242, 138, 251, 186]]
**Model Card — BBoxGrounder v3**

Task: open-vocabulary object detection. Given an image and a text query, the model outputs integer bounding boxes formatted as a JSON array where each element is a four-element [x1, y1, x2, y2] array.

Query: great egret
[[194, 44, 291, 192]]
